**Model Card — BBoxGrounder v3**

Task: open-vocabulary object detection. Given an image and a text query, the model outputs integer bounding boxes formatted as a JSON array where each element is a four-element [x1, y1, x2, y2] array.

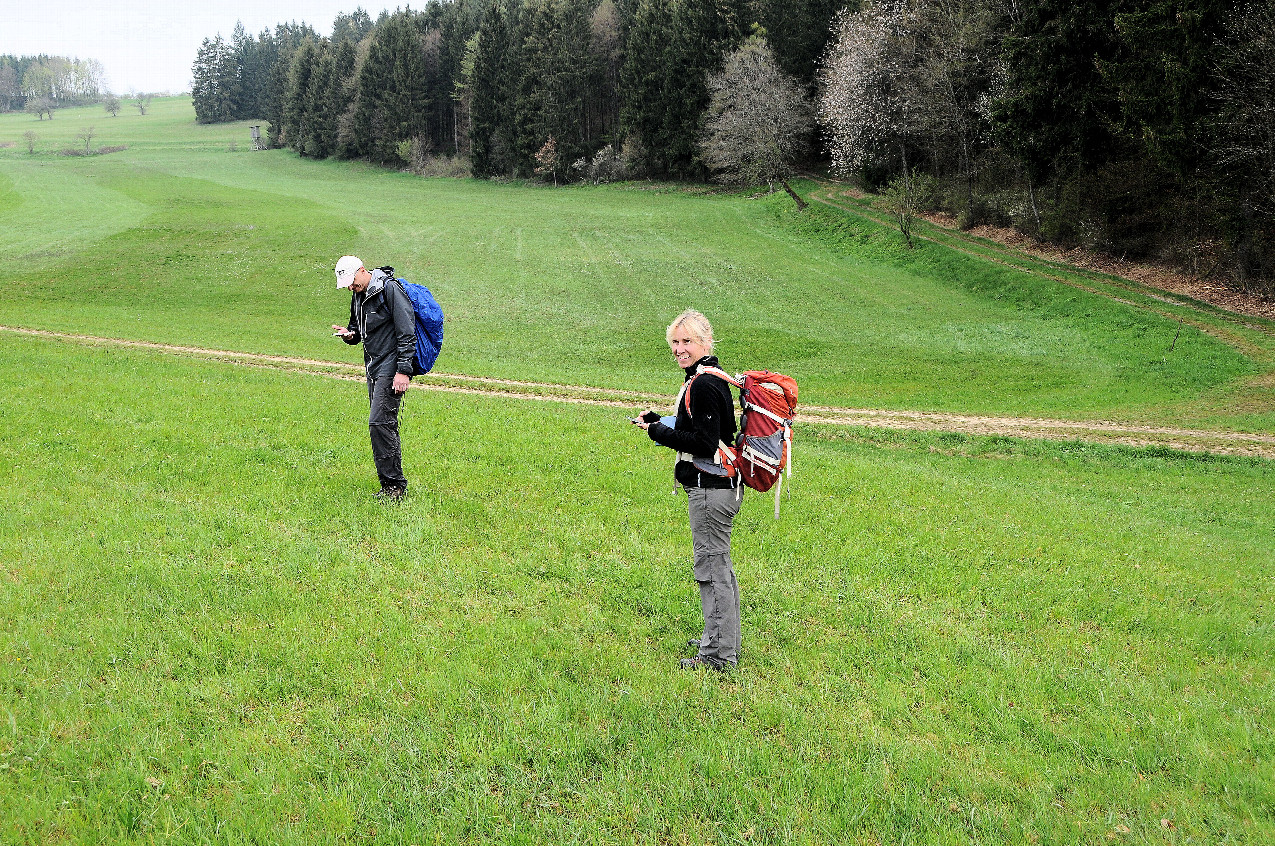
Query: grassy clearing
[[1, 337, 1272, 843], [3, 100, 1272, 427], [803, 186, 1275, 432]]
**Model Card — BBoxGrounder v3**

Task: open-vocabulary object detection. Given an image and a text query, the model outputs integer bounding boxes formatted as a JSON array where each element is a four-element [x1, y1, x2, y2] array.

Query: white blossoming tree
[[816, 0, 919, 177]]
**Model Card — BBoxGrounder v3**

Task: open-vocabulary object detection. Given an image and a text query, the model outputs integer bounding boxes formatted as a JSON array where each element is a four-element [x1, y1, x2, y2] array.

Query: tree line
[[193, 0, 1273, 289], [191, 1, 842, 177], [0, 55, 107, 117]]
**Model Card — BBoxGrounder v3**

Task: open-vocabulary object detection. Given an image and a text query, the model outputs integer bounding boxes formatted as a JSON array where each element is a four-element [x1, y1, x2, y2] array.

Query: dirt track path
[[9, 326, 1275, 459]]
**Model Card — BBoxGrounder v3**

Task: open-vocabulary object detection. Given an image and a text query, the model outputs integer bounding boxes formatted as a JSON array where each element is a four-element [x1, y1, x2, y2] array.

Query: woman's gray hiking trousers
[[686, 485, 742, 668]]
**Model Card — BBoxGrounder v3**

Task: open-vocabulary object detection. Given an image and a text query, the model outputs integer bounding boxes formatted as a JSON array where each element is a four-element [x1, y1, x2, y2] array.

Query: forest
[[189, 0, 1273, 292]]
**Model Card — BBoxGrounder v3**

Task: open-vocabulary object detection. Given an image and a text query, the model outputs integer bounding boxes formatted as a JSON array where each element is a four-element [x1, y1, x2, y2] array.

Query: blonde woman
[[634, 309, 742, 671]]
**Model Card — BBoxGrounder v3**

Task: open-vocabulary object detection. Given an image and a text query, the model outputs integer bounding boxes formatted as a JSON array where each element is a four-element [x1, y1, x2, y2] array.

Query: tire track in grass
[[6, 325, 1275, 459], [2, 326, 672, 405]]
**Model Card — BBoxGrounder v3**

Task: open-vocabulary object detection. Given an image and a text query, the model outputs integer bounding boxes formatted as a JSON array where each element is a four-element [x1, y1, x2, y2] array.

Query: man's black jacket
[[343, 269, 416, 378]]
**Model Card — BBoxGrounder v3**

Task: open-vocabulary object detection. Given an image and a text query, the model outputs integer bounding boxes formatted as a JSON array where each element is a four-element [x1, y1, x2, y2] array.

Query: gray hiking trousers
[[368, 374, 407, 490], [687, 485, 742, 667]]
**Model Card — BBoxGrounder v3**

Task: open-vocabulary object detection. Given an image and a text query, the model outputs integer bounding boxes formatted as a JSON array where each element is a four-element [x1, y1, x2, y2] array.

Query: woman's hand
[[632, 409, 660, 430]]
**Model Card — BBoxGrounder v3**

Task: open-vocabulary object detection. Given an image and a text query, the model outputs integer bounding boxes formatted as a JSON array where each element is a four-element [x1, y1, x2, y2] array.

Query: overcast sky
[[5, 1, 386, 94]]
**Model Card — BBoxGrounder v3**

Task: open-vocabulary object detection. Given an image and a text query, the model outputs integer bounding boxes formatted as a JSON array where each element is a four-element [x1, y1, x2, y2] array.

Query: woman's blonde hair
[[666, 309, 714, 353]]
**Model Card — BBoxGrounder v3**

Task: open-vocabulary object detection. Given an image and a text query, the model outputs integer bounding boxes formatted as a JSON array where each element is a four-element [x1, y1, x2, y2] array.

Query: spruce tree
[[756, 0, 851, 85], [516, 0, 594, 174], [993, 0, 1122, 183], [191, 36, 236, 124], [265, 23, 319, 146], [282, 39, 317, 153], [328, 39, 359, 159], [305, 42, 338, 157], [586, 0, 623, 147], [352, 11, 434, 164], [621, 0, 748, 178], [470, 2, 517, 176], [191, 38, 219, 123], [230, 23, 252, 119]]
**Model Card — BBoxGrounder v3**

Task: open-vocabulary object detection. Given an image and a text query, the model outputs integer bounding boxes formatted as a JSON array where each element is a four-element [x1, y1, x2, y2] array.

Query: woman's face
[[669, 326, 711, 370]]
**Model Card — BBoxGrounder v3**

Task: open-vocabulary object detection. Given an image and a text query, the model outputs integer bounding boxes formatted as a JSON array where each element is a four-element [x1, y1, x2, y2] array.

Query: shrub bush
[[56, 146, 127, 157]]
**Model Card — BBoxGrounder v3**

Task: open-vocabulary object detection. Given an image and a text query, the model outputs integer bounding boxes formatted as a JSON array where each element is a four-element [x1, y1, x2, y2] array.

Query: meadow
[[1, 99, 1272, 844]]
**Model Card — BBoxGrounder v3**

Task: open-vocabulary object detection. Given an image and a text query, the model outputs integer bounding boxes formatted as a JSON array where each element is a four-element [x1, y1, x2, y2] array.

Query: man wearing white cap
[[332, 256, 416, 499]]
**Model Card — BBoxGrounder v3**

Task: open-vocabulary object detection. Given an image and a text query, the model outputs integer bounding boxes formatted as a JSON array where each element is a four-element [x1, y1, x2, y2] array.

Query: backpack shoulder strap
[[683, 364, 741, 414], [698, 365, 741, 386], [682, 373, 698, 415]]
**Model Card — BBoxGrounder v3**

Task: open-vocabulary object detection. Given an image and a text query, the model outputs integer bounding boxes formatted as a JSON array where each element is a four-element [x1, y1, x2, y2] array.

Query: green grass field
[[5, 100, 1274, 426], [1, 99, 1272, 844]]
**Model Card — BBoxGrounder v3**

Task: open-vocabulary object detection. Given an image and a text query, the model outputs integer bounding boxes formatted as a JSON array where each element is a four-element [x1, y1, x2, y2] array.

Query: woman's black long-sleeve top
[[646, 355, 737, 489]]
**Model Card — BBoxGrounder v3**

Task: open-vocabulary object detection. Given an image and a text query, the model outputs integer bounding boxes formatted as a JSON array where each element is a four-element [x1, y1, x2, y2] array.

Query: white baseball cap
[[335, 255, 363, 288]]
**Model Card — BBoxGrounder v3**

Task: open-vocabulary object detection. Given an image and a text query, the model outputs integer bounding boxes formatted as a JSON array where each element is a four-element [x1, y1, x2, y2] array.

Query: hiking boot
[[679, 655, 728, 672], [376, 485, 406, 500], [686, 638, 702, 651]]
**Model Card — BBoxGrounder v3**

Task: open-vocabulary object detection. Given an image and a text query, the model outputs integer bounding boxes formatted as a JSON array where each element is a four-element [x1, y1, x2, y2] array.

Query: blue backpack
[[380, 266, 444, 375]]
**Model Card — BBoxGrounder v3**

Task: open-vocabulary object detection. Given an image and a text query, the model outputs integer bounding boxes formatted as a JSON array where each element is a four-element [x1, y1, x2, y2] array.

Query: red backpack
[[686, 367, 799, 517]]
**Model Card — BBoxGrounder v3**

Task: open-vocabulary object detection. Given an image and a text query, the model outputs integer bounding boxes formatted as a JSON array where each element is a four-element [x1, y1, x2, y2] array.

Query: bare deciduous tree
[[1213, 3, 1275, 217], [904, 0, 1002, 190], [78, 126, 95, 152], [698, 36, 814, 192], [104, 94, 121, 117], [25, 96, 53, 120]]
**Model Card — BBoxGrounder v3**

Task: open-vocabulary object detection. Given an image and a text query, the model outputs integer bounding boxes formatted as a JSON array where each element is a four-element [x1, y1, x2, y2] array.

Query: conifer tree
[[282, 38, 318, 153], [756, 0, 851, 84], [332, 8, 375, 44], [470, 2, 518, 176], [992, 0, 1121, 183], [1103, 0, 1228, 178], [264, 23, 319, 146], [191, 39, 219, 123], [621, 0, 749, 178], [328, 38, 360, 158], [305, 42, 339, 157], [586, 0, 623, 146], [191, 36, 236, 124], [352, 11, 434, 164], [516, 0, 594, 173], [229, 23, 253, 118]]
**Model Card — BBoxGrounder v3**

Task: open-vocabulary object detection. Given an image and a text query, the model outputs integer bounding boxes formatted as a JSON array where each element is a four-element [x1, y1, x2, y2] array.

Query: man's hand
[[332, 324, 353, 338], [393, 373, 410, 394]]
